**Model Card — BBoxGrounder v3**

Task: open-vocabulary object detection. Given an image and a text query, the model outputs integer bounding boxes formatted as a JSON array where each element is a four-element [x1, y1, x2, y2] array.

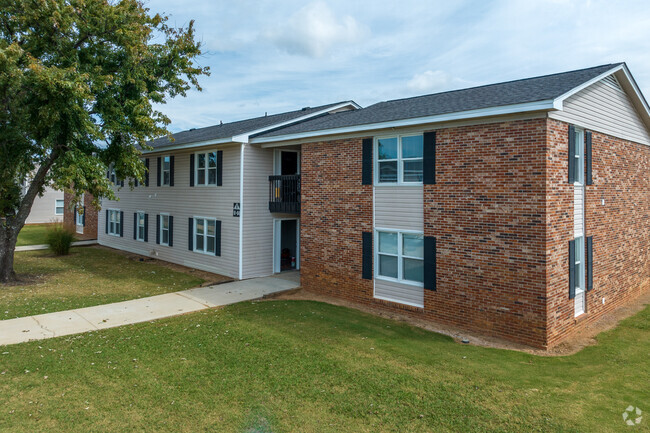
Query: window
[[194, 217, 217, 254], [376, 135, 423, 184], [161, 156, 171, 186], [572, 128, 584, 185], [136, 212, 146, 241], [376, 230, 424, 284], [75, 207, 84, 226], [55, 199, 64, 215], [109, 164, 117, 184], [108, 209, 121, 236], [574, 236, 586, 316], [195, 151, 218, 185], [160, 214, 170, 246]]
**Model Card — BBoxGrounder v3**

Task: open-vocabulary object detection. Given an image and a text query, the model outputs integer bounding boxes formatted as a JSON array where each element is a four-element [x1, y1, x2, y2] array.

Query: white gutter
[[250, 99, 558, 144]]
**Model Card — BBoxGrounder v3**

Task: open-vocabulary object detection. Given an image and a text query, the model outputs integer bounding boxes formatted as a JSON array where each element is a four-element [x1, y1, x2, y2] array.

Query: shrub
[[46, 224, 76, 255]]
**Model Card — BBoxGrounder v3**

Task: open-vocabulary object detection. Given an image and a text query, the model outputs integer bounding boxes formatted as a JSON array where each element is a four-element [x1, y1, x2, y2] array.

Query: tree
[[0, 0, 209, 282]]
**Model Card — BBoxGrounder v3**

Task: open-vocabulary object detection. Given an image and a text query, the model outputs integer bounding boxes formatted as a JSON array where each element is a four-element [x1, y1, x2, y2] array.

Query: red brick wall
[[63, 192, 98, 240], [300, 138, 374, 304], [424, 119, 548, 347], [546, 118, 650, 346]]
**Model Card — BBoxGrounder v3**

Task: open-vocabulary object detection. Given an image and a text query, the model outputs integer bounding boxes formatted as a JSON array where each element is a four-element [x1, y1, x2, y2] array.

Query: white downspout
[[238, 143, 245, 280]]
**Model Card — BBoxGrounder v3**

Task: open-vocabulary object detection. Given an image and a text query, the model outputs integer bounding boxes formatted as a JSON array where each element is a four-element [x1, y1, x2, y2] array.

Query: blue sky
[[147, 0, 650, 132]]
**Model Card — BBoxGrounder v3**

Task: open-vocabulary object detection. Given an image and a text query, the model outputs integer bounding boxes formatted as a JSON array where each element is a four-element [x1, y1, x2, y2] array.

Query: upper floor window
[[161, 156, 171, 186], [109, 164, 117, 184], [572, 128, 585, 185], [55, 199, 64, 215], [195, 151, 218, 186], [375, 135, 423, 184]]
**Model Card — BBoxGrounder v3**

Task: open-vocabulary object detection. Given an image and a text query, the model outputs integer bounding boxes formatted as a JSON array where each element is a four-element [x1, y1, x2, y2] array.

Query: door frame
[[273, 217, 300, 273], [273, 149, 301, 175]]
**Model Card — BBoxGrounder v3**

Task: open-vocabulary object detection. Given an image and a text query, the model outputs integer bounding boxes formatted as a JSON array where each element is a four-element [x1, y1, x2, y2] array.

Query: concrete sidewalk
[[16, 239, 98, 252], [0, 272, 300, 346]]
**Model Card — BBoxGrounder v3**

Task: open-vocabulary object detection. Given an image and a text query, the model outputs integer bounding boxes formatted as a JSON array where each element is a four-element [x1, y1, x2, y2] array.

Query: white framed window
[[160, 214, 170, 246], [55, 199, 64, 215], [376, 229, 424, 285], [108, 209, 121, 236], [161, 156, 171, 186], [194, 217, 217, 254], [574, 236, 586, 316], [573, 128, 585, 185], [75, 208, 84, 226], [136, 211, 146, 241], [195, 151, 218, 186], [375, 134, 423, 184]]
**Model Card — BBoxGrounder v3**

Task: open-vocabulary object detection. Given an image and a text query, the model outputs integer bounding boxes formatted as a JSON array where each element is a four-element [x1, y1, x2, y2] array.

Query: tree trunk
[[0, 225, 18, 283]]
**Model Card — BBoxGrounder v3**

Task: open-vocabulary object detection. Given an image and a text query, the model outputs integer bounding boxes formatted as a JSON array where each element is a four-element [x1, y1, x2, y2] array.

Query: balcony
[[269, 175, 300, 213]]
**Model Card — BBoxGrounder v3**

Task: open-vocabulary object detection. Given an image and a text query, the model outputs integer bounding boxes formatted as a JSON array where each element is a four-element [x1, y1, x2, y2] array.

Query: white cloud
[[407, 70, 454, 93], [264, 1, 367, 58]]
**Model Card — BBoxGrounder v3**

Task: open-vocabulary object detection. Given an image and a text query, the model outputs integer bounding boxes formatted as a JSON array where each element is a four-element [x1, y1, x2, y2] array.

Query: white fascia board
[[553, 64, 625, 109], [251, 100, 556, 144], [141, 137, 233, 154], [232, 101, 360, 143]]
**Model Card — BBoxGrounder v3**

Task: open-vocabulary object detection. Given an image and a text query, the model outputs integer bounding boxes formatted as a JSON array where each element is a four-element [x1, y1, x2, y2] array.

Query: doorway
[[274, 150, 300, 175], [273, 218, 299, 273]]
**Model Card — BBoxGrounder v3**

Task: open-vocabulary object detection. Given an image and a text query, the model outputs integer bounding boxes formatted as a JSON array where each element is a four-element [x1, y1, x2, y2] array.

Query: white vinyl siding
[[107, 209, 121, 236], [550, 75, 650, 146], [574, 186, 584, 237], [374, 186, 423, 230], [25, 184, 64, 224], [375, 279, 424, 308], [98, 145, 241, 279]]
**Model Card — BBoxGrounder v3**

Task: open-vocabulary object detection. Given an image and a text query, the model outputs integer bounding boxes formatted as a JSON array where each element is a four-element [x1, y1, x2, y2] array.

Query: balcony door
[[274, 150, 300, 175]]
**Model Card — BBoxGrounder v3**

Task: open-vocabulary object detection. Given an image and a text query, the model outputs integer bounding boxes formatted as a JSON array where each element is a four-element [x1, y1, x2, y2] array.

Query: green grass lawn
[[0, 299, 647, 432], [16, 224, 55, 246], [1, 247, 204, 319]]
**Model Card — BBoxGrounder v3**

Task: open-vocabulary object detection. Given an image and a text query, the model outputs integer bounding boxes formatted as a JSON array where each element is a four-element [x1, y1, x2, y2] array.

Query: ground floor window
[[194, 217, 217, 254], [136, 212, 146, 241], [160, 214, 170, 246], [108, 209, 121, 236], [75, 207, 84, 226], [376, 229, 424, 284], [55, 199, 64, 215], [574, 235, 586, 316]]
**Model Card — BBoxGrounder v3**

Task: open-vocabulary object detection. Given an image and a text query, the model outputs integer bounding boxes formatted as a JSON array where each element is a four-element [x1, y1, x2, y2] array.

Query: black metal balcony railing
[[269, 175, 300, 213]]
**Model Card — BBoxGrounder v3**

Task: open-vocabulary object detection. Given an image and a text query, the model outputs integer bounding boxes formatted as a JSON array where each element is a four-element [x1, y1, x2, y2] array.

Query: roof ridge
[[367, 63, 622, 108]]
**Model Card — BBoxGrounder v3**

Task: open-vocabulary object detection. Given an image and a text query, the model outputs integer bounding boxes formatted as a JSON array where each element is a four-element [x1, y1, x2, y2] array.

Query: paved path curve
[[0, 273, 299, 346]]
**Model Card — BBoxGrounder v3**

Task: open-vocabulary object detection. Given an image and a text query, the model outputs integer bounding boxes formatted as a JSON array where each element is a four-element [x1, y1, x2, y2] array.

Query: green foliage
[[0, 0, 209, 217], [45, 224, 76, 255]]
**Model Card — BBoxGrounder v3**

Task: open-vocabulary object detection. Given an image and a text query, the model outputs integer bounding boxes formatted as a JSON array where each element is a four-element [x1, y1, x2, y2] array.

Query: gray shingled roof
[[256, 64, 621, 139], [147, 101, 352, 149]]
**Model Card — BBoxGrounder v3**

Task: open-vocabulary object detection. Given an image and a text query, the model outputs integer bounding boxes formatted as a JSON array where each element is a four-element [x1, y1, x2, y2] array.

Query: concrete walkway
[[0, 272, 300, 346], [16, 239, 98, 252]]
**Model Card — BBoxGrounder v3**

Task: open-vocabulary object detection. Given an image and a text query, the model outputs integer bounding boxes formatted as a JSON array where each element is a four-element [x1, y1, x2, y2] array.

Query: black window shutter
[[120, 211, 124, 237], [217, 150, 223, 186], [586, 236, 593, 291], [82, 206, 86, 227], [157, 157, 161, 186], [361, 138, 373, 185], [189, 154, 195, 187], [169, 156, 175, 186], [120, 178, 124, 187], [585, 131, 593, 185], [133, 212, 137, 240], [144, 213, 149, 242], [568, 125, 576, 184], [424, 236, 437, 291], [569, 239, 576, 299], [188, 218, 194, 251], [144, 158, 150, 186], [105, 209, 108, 234], [156, 214, 160, 244], [362, 231, 372, 279], [168, 216, 174, 247], [215, 220, 222, 256], [423, 131, 436, 185]]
